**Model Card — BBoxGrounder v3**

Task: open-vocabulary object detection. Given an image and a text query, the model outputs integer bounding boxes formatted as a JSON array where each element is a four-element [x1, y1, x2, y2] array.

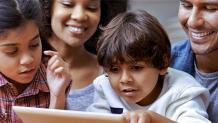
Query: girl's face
[[51, 0, 101, 47], [0, 21, 42, 84], [107, 61, 166, 105]]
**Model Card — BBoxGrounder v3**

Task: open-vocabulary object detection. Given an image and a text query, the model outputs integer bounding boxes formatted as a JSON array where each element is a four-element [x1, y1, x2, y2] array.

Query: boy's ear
[[160, 68, 168, 75]]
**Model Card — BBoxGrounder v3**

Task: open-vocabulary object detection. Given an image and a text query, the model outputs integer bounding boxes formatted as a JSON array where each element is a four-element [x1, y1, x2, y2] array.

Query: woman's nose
[[70, 6, 88, 22]]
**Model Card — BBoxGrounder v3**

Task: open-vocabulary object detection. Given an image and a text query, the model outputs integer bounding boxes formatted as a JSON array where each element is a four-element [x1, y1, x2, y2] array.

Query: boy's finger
[[44, 50, 59, 57]]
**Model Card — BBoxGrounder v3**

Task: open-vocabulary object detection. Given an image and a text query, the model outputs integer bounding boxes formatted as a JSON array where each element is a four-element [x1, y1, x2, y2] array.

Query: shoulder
[[164, 68, 209, 103], [170, 39, 195, 74], [171, 39, 191, 56], [167, 68, 202, 88], [93, 74, 111, 91]]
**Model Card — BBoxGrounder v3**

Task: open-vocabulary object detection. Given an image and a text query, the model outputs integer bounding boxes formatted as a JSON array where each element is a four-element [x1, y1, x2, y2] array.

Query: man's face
[[178, 0, 218, 55]]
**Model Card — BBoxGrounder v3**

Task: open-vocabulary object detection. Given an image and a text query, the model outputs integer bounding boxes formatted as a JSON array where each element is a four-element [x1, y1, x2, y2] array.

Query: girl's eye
[[30, 43, 39, 48], [5, 48, 18, 56]]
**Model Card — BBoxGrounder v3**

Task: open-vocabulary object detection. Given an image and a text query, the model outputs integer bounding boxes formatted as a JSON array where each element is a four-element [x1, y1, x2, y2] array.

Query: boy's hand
[[123, 110, 151, 123], [44, 50, 71, 98]]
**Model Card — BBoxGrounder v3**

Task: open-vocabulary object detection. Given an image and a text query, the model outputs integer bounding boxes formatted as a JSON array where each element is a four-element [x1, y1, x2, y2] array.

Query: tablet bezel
[[13, 106, 125, 123]]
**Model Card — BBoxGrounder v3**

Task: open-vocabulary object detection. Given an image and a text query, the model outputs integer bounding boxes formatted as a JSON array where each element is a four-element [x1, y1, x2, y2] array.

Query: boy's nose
[[120, 71, 132, 84]]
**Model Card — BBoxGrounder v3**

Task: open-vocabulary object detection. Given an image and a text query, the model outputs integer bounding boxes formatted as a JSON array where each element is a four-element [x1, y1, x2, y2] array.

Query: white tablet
[[13, 106, 125, 123]]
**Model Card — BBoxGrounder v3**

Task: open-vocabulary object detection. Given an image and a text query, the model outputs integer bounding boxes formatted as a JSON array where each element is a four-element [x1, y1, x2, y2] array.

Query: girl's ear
[[159, 68, 168, 75]]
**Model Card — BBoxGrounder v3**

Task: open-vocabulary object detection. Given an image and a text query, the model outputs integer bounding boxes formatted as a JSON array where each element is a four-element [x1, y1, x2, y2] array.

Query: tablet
[[13, 106, 126, 123]]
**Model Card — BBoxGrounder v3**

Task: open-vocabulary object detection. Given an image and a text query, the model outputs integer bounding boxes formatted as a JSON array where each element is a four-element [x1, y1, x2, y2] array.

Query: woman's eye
[[87, 3, 99, 11], [61, 1, 74, 8]]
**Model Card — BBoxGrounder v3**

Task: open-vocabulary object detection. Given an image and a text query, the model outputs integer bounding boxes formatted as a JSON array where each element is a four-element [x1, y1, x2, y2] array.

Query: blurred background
[[128, 0, 187, 43]]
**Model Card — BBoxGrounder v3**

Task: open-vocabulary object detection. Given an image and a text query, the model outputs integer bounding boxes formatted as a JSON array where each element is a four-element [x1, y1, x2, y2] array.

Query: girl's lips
[[19, 68, 36, 77]]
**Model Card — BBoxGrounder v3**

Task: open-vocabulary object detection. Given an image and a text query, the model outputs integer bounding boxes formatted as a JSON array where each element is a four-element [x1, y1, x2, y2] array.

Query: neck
[[48, 35, 95, 68], [196, 50, 218, 73], [137, 75, 164, 106]]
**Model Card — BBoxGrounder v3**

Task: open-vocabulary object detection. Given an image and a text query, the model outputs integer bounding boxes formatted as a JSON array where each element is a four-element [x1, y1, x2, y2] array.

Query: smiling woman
[[0, 0, 71, 122], [39, 0, 128, 111]]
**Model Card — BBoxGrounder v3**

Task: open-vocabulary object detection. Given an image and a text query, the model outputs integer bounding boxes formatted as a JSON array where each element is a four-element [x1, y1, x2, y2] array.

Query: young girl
[[88, 10, 211, 123], [0, 0, 71, 122], [39, 0, 128, 111]]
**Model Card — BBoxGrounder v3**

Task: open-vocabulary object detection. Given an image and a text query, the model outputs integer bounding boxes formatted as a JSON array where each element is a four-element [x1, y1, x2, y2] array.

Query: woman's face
[[51, 0, 101, 47]]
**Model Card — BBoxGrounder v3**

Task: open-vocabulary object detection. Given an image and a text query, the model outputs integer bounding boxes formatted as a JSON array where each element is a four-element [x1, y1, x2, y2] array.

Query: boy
[[88, 10, 210, 123]]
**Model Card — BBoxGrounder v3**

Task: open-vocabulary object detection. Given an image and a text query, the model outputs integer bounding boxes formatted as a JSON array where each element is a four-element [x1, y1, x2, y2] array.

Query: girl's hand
[[44, 51, 71, 104], [123, 110, 151, 123]]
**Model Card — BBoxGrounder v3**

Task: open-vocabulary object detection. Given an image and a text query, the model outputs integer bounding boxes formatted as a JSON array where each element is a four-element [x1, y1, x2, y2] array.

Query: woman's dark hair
[[0, 0, 51, 51], [39, 0, 128, 54], [97, 10, 171, 70]]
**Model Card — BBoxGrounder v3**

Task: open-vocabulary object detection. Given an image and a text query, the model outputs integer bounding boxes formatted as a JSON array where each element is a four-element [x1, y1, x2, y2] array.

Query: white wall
[[129, 0, 187, 42]]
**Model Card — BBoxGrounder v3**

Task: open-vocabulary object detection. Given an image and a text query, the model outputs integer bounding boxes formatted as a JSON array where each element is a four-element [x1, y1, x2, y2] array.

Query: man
[[170, 0, 218, 123]]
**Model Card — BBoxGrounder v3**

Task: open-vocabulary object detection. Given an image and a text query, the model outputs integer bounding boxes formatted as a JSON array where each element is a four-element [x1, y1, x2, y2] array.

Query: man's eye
[[205, 6, 218, 12], [180, 2, 192, 9]]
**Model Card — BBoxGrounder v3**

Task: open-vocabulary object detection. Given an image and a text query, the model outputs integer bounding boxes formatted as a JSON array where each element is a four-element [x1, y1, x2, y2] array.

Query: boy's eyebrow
[[0, 34, 40, 47]]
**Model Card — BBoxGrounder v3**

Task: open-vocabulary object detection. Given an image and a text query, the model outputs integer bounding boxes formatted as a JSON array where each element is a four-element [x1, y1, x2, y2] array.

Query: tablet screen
[[13, 106, 126, 123]]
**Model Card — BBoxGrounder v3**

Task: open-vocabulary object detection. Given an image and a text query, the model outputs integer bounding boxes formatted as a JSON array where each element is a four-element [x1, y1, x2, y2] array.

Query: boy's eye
[[109, 66, 120, 73], [131, 65, 144, 71]]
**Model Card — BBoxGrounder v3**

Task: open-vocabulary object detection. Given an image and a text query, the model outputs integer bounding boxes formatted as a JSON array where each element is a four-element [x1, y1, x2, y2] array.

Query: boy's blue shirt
[[170, 39, 195, 76]]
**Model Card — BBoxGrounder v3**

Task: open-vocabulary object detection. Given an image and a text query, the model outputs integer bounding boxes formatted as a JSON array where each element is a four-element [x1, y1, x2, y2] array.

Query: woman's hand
[[44, 50, 71, 109]]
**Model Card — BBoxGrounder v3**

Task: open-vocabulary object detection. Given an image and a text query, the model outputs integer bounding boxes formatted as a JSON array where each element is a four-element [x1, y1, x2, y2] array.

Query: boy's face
[[0, 21, 42, 84], [107, 61, 166, 105]]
